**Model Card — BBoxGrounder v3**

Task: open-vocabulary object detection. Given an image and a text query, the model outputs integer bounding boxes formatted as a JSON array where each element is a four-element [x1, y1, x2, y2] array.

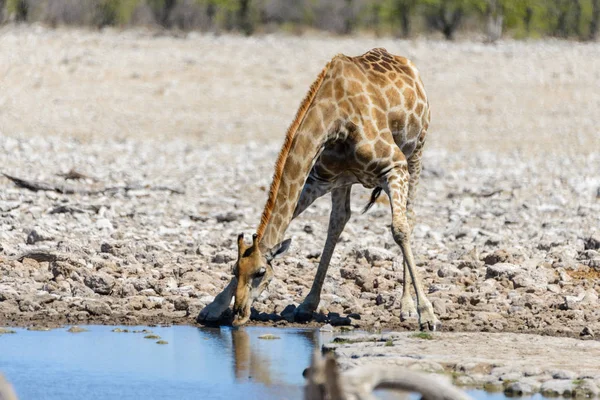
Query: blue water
[[0, 325, 327, 400], [0, 325, 545, 400]]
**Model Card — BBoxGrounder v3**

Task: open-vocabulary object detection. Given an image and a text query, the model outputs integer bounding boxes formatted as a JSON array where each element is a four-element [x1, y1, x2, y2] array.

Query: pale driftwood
[[304, 351, 472, 400], [2, 173, 184, 195], [0, 374, 18, 400]]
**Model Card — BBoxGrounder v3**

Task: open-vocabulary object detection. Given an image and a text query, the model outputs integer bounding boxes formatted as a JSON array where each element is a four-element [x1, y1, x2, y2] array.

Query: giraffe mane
[[256, 61, 332, 242]]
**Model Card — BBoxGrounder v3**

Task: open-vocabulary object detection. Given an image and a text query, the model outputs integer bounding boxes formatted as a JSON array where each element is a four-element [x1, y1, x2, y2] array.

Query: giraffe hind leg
[[400, 135, 425, 321], [400, 260, 417, 321], [384, 163, 439, 331]]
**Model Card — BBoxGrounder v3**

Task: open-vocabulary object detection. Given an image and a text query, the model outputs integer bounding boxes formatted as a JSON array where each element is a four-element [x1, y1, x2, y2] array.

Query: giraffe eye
[[255, 267, 266, 277]]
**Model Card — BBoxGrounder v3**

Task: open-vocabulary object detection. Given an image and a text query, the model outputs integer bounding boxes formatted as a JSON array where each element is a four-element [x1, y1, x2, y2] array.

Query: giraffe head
[[232, 233, 291, 326]]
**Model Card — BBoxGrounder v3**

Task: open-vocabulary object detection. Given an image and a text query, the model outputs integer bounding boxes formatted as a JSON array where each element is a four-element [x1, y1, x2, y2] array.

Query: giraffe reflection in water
[[221, 328, 320, 386]]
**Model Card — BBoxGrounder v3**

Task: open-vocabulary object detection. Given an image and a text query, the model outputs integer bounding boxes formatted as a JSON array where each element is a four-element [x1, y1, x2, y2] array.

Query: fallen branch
[[2, 173, 184, 195], [49, 205, 92, 214], [447, 188, 503, 199], [305, 351, 472, 400], [11, 250, 87, 268]]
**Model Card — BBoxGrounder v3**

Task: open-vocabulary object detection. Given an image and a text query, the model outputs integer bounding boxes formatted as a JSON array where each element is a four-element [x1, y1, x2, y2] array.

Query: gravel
[[0, 26, 598, 333]]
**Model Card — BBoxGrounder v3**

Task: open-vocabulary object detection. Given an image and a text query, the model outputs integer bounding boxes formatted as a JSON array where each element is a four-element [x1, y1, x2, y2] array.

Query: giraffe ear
[[266, 238, 292, 262]]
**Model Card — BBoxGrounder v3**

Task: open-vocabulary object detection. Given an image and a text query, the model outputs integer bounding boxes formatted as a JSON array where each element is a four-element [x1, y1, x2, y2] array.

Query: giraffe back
[[327, 48, 430, 159]]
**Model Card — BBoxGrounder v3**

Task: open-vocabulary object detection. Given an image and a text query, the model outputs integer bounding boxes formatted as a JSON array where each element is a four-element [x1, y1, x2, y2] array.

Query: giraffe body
[[199, 48, 438, 330]]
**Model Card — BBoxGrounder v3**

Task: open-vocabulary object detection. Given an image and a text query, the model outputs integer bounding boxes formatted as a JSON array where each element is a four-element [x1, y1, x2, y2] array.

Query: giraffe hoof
[[400, 298, 417, 322], [400, 309, 417, 322], [294, 303, 317, 322], [419, 319, 442, 332]]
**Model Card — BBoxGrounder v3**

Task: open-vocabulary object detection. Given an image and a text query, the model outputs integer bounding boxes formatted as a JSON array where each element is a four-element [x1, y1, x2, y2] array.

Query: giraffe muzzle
[[232, 302, 251, 326]]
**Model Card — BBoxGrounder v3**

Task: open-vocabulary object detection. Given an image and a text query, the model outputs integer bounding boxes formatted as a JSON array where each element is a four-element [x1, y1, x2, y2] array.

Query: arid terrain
[[0, 25, 599, 336]]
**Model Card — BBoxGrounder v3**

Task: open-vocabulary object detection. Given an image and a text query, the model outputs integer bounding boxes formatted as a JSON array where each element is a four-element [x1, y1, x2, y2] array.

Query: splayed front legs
[[295, 186, 352, 321], [384, 164, 439, 331]]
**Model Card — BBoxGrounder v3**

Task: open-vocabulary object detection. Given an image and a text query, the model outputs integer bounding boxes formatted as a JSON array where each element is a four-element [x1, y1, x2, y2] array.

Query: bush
[[0, 0, 598, 40]]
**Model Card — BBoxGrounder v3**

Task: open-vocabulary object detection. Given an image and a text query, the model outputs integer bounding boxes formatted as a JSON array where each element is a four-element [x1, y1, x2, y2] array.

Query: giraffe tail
[[362, 187, 382, 214]]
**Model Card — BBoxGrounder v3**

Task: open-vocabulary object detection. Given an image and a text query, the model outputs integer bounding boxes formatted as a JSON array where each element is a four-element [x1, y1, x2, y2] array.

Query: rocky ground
[[0, 26, 599, 335]]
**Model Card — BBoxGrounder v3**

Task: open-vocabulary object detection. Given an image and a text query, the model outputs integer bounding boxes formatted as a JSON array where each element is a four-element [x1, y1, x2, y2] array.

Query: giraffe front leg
[[197, 278, 236, 324], [385, 165, 440, 331], [295, 186, 352, 322]]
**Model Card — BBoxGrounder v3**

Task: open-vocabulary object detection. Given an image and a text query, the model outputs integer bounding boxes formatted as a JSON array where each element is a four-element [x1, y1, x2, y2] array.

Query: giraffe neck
[[256, 69, 340, 251]]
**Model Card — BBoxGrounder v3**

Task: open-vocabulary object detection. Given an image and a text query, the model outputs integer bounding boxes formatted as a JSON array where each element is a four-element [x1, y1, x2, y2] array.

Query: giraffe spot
[[415, 82, 426, 100], [346, 79, 363, 96], [404, 89, 416, 110], [392, 149, 407, 163], [367, 84, 386, 110], [286, 157, 301, 180], [398, 76, 414, 88], [355, 144, 374, 165], [363, 125, 378, 140], [379, 61, 393, 71], [350, 94, 370, 114], [339, 99, 354, 117], [365, 54, 379, 63], [334, 78, 345, 101], [370, 71, 390, 88], [273, 214, 283, 228], [389, 72, 397, 80], [388, 113, 407, 137], [385, 87, 401, 107], [394, 56, 409, 65], [358, 58, 371, 70], [278, 179, 289, 197], [415, 102, 424, 116], [406, 114, 421, 141], [399, 65, 415, 78], [347, 60, 366, 77], [380, 130, 395, 144], [372, 63, 386, 73], [408, 113, 419, 128], [346, 121, 358, 137], [374, 139, 391, 159], [301, 106, 321, 131], [321, 80, 334, 98], [371, 108, 387, 130]]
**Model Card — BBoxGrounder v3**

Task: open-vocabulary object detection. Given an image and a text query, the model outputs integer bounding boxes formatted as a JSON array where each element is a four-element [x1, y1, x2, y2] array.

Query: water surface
[[1, 325, 328, 400], [0, 325, 547, 400]]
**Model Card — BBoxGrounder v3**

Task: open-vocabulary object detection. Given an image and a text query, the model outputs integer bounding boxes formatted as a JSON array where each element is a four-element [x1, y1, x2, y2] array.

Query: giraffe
[[198, 47, 440, 331]]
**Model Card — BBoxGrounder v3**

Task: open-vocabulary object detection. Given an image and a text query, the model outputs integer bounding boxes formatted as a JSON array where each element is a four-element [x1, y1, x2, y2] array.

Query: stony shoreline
[[1, 137, 598, 336], [324, 331, 600, 398]]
